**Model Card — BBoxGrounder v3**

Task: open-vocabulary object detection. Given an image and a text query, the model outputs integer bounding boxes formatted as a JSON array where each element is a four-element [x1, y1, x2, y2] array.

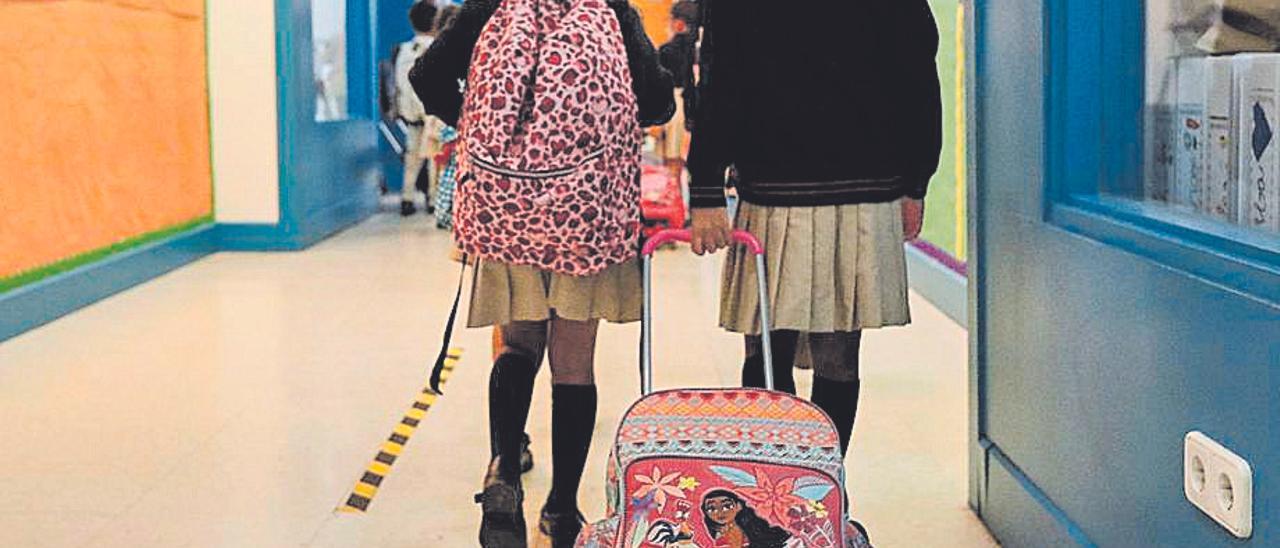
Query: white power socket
[[1184, 431, 1253, 538]]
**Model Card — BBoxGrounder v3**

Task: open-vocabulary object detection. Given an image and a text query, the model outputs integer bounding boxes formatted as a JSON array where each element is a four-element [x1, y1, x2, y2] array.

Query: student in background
[[659, 1, 700, 122], [429, 4, 462, 229], [395, 1, 441, 217], [657, 0, 701, 175]]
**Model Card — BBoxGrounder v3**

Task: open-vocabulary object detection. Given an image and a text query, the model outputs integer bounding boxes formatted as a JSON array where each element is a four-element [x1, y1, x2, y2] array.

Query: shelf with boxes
[[1141, 1, 1280, 238], [1148, 53, 1280, 235]]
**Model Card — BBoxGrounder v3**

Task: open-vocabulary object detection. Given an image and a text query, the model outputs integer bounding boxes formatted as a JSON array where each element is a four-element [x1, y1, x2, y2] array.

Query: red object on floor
[[640, 164, 686, 238]]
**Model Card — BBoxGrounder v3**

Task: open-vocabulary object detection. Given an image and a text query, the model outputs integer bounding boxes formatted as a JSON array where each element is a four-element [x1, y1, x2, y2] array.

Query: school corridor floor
[[0, 213, 998, 547]]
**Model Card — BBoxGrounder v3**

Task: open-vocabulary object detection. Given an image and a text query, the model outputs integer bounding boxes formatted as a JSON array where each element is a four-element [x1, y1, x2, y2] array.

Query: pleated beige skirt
[[467, 259, 643, 328], [720, 201, 911, 335]]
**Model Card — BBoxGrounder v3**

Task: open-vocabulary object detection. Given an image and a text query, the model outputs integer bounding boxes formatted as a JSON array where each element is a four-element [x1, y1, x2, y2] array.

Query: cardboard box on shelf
[[1202, 56, 1238, 222], [1175, 57, 1207, 211], [1234, 54, 1280, 232], [1147, 58, 1179, 203]]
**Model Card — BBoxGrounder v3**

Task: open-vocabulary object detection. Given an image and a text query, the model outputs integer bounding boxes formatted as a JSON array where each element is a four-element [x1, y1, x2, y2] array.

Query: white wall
[[208, 0, 281, 224]]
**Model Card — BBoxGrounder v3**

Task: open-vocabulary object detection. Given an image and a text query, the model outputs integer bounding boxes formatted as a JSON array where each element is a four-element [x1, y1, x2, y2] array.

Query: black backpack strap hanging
[[429, 254, 469, 395]]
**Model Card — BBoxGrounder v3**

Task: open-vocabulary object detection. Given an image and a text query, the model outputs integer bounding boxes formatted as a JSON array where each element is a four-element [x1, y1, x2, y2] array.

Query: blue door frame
[[376, 0, 418, 195], [218, 0, 382, 251], [971, 0, 1280, 546]]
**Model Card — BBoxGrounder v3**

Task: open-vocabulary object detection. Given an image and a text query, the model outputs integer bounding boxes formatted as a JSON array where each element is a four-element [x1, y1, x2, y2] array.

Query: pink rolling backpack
[[576, 230, 872, 548]]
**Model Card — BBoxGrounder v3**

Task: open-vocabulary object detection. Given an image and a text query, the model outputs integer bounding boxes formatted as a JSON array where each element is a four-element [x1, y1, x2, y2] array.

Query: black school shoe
[[538, 507, 586, 548], [400, 199, 417, 217], [476, 460, 527, 548], [851, 519, 873, 547]]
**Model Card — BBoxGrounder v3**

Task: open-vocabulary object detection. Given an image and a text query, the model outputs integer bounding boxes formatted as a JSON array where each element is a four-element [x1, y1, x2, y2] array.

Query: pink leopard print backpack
[[453, 0, 644, 276]]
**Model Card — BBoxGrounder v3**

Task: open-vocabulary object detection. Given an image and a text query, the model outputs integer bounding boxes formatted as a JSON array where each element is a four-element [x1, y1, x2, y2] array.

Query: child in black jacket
[[688, 0, 943, 462]]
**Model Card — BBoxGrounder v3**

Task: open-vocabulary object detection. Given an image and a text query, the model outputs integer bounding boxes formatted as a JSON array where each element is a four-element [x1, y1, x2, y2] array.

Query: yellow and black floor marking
[[338, 348, 463, 514]]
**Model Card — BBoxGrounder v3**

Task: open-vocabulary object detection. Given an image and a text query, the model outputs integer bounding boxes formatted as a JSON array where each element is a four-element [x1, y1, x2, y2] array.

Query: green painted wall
[[920, 0, 963, 260]]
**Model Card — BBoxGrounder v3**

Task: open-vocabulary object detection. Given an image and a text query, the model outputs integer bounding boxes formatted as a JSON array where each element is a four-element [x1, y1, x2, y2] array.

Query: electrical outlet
[[1185, 431, 1253, 538]]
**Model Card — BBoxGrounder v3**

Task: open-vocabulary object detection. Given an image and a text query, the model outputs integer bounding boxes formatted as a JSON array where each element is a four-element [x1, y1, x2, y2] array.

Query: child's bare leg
[[547, 316, 599, 386], [401, 126, 425, 213]]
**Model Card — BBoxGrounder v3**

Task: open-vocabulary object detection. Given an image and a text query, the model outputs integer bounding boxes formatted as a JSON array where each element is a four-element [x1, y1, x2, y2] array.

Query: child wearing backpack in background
[[411, 0, 674, 546], [393, 1, 441, 217], [657, 0, 700, 176]]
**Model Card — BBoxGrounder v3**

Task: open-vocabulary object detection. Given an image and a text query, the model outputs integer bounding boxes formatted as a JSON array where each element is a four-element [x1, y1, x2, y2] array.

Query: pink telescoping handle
[[640, 229, 766, 257], [641, 229, 775, 395]]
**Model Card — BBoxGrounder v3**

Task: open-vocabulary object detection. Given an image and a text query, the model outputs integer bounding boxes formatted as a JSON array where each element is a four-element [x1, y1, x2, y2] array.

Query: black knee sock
[[489, 366, 501, 460], [545, 384, 597, 512], [811, 376, 861, 456], [490, 354, 538, 480], [742, 331, 798, 395]]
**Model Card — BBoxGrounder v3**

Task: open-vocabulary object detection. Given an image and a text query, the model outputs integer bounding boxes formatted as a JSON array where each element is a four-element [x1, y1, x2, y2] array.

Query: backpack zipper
[[469, 148, 606, 180]]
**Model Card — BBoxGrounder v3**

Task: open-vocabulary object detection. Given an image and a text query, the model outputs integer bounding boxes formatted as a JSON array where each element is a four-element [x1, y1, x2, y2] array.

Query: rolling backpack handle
[[640, 228, 775, 395]]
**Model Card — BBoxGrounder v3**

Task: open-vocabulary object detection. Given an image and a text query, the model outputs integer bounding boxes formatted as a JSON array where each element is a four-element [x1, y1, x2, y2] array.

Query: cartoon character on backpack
[[700, 490, 802, 548], [643, 499, 699, 547]]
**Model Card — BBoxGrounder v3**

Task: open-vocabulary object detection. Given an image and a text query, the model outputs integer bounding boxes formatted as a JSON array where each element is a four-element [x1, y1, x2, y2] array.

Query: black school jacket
[[687, 0, 943, 207]]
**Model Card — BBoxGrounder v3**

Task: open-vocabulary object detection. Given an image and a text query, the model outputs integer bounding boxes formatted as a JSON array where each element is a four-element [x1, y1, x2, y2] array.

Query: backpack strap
[[429, 254, 468, 395]]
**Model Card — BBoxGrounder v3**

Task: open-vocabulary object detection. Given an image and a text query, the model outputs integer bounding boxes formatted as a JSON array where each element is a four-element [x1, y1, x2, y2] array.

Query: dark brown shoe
[[399, 199, 417, 217], [538, 506, 585, 548], [476, 460, 527, 547]]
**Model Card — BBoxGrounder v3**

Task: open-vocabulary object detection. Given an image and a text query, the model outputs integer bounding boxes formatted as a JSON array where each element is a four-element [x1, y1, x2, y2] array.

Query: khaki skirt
[[720, 201, 911, 335], [468, 259, 643, 328]]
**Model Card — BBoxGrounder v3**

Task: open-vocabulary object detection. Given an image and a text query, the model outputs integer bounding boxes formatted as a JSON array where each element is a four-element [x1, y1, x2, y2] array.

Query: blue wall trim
[[983, 440, 1097, 547], [905, 244, 968, 328], [966, 0, 987, 516], [0, 194, 377, 342], [214, 224, 300, 251], [215, 193, 379, 252], [0, 225, 217, 343], [1050, 201, 1280, 304]]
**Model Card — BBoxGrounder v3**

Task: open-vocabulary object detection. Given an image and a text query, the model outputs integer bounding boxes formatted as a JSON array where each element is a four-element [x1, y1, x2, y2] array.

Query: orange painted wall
[[634, 0, 676, 44], [0, 0, 213, 280]]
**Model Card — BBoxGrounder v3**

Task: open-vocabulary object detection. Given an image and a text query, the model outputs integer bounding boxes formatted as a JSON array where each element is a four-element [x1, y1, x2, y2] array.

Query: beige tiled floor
[[0, 213, 997, 547]]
